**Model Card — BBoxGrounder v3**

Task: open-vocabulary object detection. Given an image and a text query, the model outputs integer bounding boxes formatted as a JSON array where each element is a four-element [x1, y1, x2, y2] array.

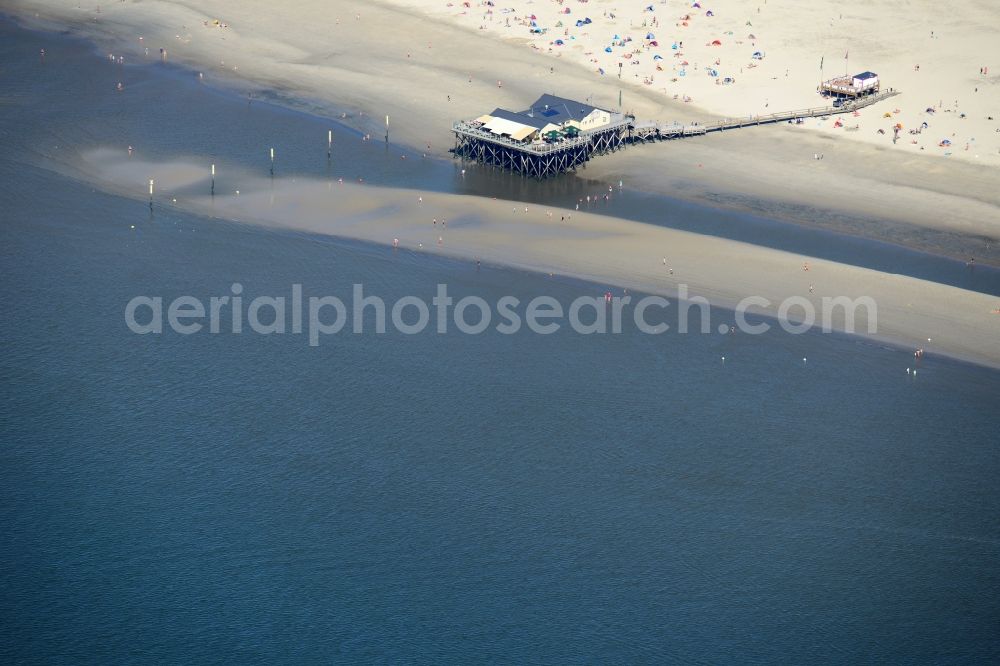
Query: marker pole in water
[[327, 130, 333, 161], [148, 179, 154, 210], [385, 115, 389, 144], [269, 147, 274, 176], [211, 163, 215, 196]]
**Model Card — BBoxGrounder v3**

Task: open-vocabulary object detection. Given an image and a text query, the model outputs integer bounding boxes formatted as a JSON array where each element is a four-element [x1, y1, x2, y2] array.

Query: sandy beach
[[5, 0, 1000, 363], [58, 147, 1000, 368]]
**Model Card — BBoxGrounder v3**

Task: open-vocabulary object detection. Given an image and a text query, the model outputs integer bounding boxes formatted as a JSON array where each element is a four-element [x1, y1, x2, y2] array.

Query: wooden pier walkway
[[452, 90, 898, 178], [630, 89, 900, 141]]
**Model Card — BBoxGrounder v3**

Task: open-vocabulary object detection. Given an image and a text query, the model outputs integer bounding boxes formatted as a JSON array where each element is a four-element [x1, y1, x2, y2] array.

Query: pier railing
[[452, 121, 591, 155], [452, 115, 631, 156], [631, 89, 900, 139]]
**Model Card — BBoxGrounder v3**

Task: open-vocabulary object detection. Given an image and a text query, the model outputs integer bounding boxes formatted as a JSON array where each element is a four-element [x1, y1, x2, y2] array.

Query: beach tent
[[711, 39, 722, 46], [604, 46, 613, 53], [554, 39, 564, 45], [653, 54, 663, 60], [706, 10, 714, 17], [693, 2, 702, 7], [752, 51, 763, 59], [646, 32, 656, 39], [649, 40, 658, 46]]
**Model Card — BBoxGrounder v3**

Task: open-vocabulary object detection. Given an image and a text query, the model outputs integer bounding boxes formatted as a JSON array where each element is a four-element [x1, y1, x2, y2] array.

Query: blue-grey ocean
[[1, 19, 998, 664]]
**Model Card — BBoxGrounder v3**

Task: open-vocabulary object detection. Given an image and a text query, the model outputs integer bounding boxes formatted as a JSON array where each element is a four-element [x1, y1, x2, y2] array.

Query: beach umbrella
[[545, 130, 562, 140], [646, 32, 656, 39], [605, 46, 613, 52]]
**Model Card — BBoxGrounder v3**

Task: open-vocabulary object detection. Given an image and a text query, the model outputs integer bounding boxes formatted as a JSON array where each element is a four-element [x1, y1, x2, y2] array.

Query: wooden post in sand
[[211, 164, 215, 196], [269, 147, 274, 176]]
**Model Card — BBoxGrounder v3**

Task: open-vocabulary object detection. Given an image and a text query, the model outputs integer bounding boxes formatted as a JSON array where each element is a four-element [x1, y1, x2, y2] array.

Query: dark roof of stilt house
[[523, 94, 604, 124], [488, 95, 608, 130], [489, 108, 550, 129]]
